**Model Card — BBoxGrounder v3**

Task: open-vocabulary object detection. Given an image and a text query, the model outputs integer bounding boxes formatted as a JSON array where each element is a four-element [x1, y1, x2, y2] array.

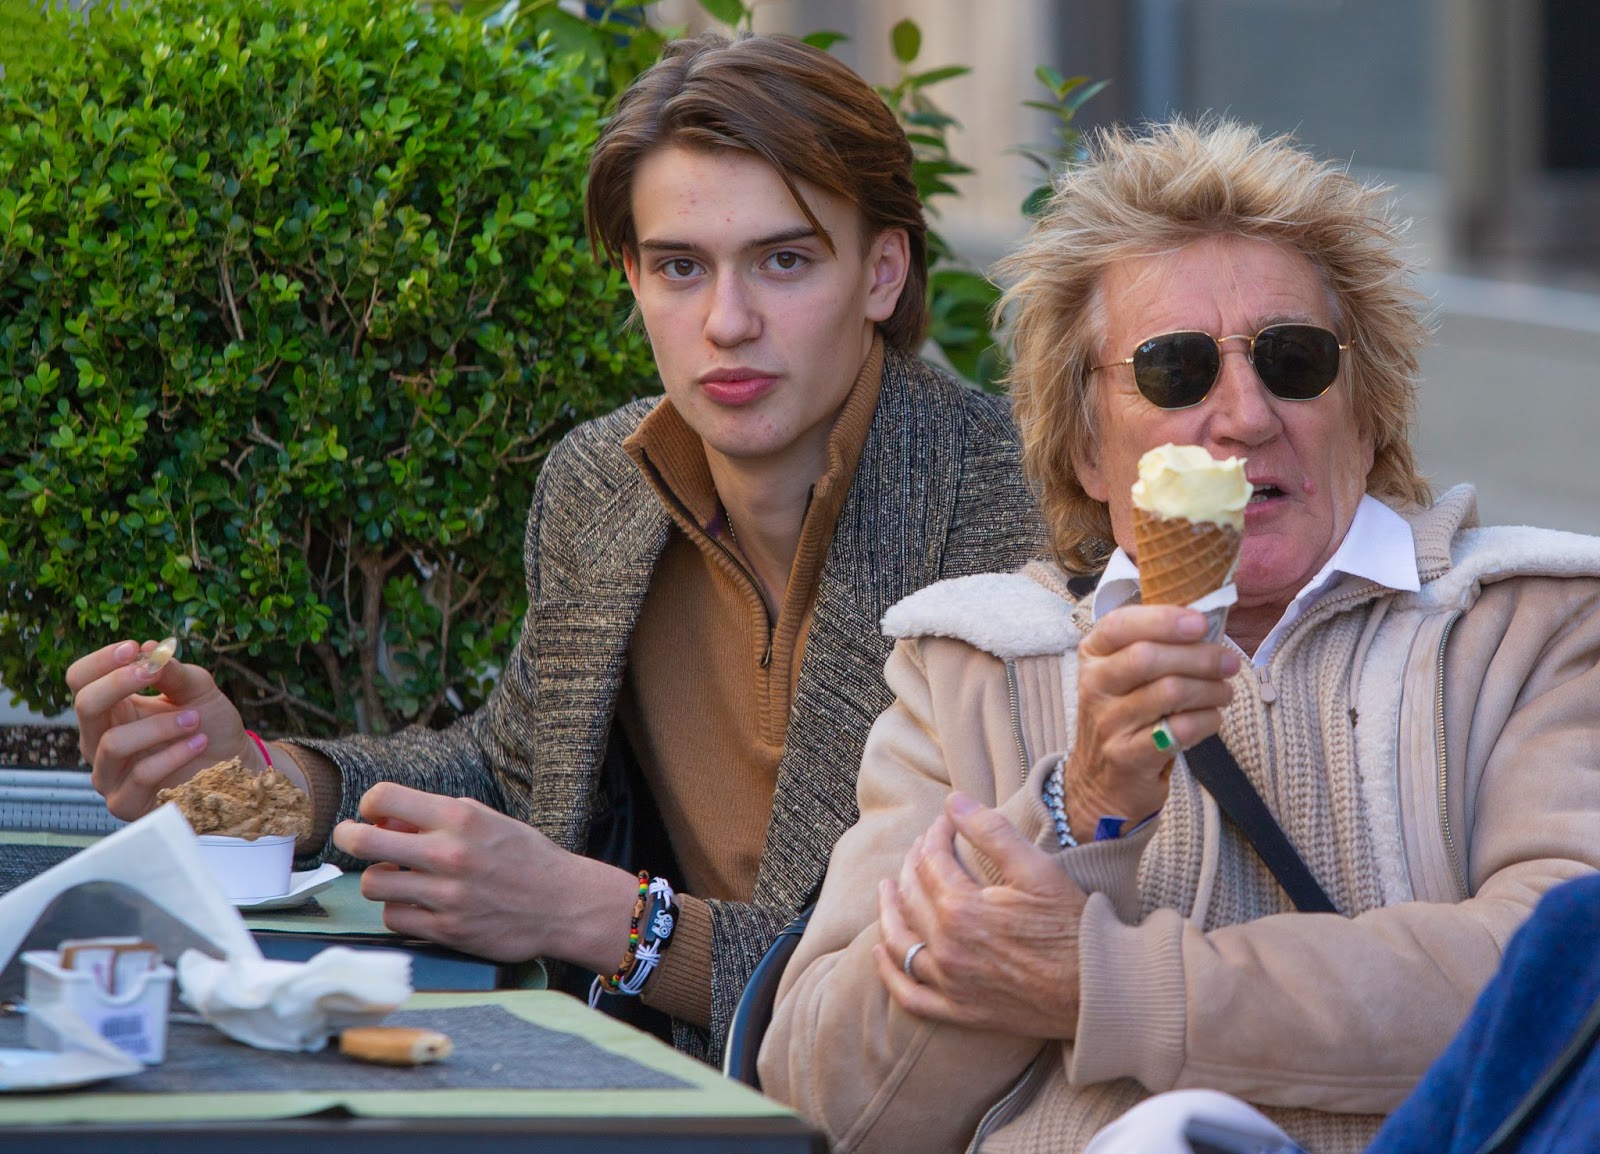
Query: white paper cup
[[195, 834, 296, 901]]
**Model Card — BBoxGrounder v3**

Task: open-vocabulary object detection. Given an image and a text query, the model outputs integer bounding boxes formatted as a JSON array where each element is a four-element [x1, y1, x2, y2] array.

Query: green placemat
[[1, 832, 98, 849], [243, 872, 388, 935]]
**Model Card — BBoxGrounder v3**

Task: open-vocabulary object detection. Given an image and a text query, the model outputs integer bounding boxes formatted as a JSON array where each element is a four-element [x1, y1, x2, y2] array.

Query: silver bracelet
[[1043, 760, 1079, 848]]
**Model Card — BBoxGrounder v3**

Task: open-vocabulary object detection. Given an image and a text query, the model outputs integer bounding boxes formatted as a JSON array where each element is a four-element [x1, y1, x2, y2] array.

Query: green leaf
[[697, 0, 748, 27], [890, 18, 921, 65], [908, 65, 968, 88], [1021, 184, 1055, 218], [801, 30, 849, 51], [1064, 77, 1112, 114], [0, 0, 658, 731]]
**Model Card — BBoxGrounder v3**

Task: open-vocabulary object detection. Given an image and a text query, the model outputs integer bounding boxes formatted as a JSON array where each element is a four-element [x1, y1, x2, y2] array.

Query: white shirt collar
[[1090, 494, 1421, 665]]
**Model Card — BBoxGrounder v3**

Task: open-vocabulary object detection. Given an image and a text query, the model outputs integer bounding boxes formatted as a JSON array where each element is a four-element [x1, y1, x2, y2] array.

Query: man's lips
[[1244, 477, 1289, 520], [1245, 471, 1288, 500], [699, 371, 778, 406]]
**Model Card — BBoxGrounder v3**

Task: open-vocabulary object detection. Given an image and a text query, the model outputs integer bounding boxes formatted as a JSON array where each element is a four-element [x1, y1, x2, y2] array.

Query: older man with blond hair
[[760, 118, 1600, 1152]]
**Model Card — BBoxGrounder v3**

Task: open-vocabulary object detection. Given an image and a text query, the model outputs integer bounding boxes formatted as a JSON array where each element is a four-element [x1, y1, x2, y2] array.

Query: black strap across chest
[[1184, 735, 1339, 915], [1064, 569, 1338, 915]]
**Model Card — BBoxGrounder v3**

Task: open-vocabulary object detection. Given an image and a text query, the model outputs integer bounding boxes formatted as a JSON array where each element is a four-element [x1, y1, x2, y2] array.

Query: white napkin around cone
[[177, 945, 413, 1052]]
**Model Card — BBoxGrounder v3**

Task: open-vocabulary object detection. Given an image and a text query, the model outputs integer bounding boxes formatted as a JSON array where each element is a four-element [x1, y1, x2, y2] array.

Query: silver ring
[[1151, 717, 1178, 754], [902, 941, 926, 978]]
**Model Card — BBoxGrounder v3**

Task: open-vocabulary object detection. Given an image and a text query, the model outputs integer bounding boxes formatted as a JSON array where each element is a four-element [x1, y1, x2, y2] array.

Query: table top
[[243, 872, 530, 990], [0, 990, 823, 1153], [3, 830, 529, 991]]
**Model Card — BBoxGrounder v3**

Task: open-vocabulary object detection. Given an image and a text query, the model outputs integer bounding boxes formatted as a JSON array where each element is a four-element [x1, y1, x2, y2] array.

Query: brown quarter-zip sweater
[[617, 337, 884, 1025]]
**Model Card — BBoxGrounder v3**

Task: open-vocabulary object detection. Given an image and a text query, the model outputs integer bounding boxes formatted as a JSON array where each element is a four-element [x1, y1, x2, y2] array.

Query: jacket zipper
[[658, 484, 776, 660], [1435, 611, 1468, 900], [962, 671, 1052, 1151], [964, 1055, 1048, 1153], [1004, 660, 1030, 783]]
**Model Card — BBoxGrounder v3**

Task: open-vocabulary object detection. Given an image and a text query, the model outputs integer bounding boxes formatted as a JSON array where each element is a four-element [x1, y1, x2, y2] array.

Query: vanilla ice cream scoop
[[1131, 444, 1249, 611], [1131, 443, 1249, 531]]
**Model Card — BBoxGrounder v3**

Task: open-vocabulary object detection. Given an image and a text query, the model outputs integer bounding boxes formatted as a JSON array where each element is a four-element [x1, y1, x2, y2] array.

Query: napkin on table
[[177, 945, 413, 1052]]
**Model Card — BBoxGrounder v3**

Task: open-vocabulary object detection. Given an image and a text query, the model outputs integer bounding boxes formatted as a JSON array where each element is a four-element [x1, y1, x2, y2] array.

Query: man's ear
[[1073, 438, 1109, 503], [622, 248, 641, 298], [864, 228, 911, 324]]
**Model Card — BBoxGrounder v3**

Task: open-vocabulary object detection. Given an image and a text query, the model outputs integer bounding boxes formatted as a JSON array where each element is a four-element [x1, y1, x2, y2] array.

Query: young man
[[66, 33, 1043, 1060]]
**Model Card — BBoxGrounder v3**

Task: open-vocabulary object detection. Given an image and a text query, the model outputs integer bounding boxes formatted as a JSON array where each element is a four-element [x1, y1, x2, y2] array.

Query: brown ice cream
[[156, 757, 312, 840]]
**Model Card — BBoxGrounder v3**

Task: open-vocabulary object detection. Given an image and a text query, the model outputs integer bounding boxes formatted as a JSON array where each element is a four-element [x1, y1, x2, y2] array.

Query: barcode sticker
[[100, 1013, 153, 1058]]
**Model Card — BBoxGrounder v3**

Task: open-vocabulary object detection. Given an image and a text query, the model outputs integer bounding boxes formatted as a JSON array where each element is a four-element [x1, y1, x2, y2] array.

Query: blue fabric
[[1092, 811, 1159, 841], [1368, 874, 1600, 1153]]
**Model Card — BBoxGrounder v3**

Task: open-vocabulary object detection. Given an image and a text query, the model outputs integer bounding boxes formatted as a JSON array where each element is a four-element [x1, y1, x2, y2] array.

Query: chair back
[[721, 907, 812, 1087]]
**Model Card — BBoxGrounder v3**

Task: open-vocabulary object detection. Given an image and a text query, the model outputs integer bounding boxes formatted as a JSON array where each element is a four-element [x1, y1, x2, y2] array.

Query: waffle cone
[[1133, 507, 1242, 606]]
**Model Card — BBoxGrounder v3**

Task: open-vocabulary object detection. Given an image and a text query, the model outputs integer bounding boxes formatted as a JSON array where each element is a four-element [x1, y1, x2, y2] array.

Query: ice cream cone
[[1132, 505, 1242, 607]]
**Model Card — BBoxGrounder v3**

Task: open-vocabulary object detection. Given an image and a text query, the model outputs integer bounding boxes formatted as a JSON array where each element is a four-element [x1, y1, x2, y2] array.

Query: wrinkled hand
[[333, 783, 640, 969], [67, 640, 257, 820], [1065, 604, 1238, 837], [874, 792, 1087, 1039]]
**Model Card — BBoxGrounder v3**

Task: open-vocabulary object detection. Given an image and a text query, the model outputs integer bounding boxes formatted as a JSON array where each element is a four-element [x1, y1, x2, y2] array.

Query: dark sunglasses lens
[[1132, 332, 1219, 409], [1253, 324, 1342, 399]]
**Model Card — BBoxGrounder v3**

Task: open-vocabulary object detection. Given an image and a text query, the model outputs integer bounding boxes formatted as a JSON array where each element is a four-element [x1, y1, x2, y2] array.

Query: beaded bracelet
[[617, 876, 679, 996], [588, 873, 678, 1007], [598, 871, 651, 993]]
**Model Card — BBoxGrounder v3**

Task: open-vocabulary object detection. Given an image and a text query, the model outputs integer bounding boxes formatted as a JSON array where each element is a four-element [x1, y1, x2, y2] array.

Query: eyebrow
[[636, 225, 820, 254]]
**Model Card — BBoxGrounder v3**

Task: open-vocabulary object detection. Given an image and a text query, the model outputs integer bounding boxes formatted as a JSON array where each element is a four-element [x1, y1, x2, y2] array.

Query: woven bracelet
[[617, 876, 679, 996], [589, 873, 678, 1006]]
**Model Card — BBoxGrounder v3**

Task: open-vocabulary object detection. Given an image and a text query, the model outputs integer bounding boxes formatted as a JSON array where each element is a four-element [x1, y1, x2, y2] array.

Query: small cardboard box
[[23, 948, 175, 1064]]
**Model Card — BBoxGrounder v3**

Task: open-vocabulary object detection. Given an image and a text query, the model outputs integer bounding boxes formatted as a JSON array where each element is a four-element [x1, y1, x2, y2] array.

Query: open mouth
[[1249, 484, 1285, 504]]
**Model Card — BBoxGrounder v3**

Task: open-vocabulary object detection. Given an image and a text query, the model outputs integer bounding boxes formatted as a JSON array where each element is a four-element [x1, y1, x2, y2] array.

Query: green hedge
[[0, 0, 656, 733]]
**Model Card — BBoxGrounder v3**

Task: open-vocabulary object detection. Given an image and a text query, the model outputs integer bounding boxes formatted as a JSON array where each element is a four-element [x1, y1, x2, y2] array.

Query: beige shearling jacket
[[759, 486, 1600, 1153]]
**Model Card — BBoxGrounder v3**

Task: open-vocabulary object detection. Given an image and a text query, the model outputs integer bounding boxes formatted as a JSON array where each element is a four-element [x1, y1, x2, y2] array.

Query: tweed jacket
[[299, 344, 1045, 1059], [761, 486, 1600, 1152]]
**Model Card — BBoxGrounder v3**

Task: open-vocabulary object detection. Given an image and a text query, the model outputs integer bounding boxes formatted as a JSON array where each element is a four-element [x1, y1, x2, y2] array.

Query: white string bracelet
[[589, 875, 678, 1006]]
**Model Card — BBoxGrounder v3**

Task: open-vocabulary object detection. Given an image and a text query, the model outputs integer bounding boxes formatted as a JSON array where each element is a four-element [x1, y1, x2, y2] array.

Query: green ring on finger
[[1151, 718, 1178, 753]]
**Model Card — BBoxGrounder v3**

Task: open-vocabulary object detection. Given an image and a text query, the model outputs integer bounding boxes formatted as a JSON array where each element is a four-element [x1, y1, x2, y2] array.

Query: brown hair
[[585, 32, 928, 352], [996, 117, 1434, 574]]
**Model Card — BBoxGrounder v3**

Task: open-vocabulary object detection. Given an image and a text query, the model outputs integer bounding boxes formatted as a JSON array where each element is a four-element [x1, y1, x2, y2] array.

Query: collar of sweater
[[882, 483, 1600, 661]]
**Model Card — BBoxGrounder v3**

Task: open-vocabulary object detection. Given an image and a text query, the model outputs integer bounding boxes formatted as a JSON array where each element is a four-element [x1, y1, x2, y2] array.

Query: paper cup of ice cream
[[155, 755, 314, 903], [194, 833, 297, 901]]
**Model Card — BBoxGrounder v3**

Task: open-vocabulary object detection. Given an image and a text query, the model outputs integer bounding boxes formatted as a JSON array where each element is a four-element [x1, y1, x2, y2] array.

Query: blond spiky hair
[[996, 117, 1432, 574]]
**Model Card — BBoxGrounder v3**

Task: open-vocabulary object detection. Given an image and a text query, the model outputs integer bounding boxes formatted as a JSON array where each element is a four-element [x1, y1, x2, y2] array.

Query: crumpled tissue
[[177, 945, 413, 1052]]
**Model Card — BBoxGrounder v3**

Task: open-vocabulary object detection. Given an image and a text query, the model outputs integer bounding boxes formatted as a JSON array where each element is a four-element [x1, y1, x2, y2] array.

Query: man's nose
[[1204, 342, 1283, 448], [704, 273, 761, 347]]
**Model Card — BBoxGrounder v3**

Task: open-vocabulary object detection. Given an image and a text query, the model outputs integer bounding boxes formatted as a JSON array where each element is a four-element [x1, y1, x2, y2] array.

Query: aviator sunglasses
[[1089, 323, 1352, 410]]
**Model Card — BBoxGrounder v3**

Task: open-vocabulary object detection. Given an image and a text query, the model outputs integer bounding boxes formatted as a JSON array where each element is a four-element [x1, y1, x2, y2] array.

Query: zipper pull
[[760, 640, 772, 669], [1257, 667, 1278, 704]]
